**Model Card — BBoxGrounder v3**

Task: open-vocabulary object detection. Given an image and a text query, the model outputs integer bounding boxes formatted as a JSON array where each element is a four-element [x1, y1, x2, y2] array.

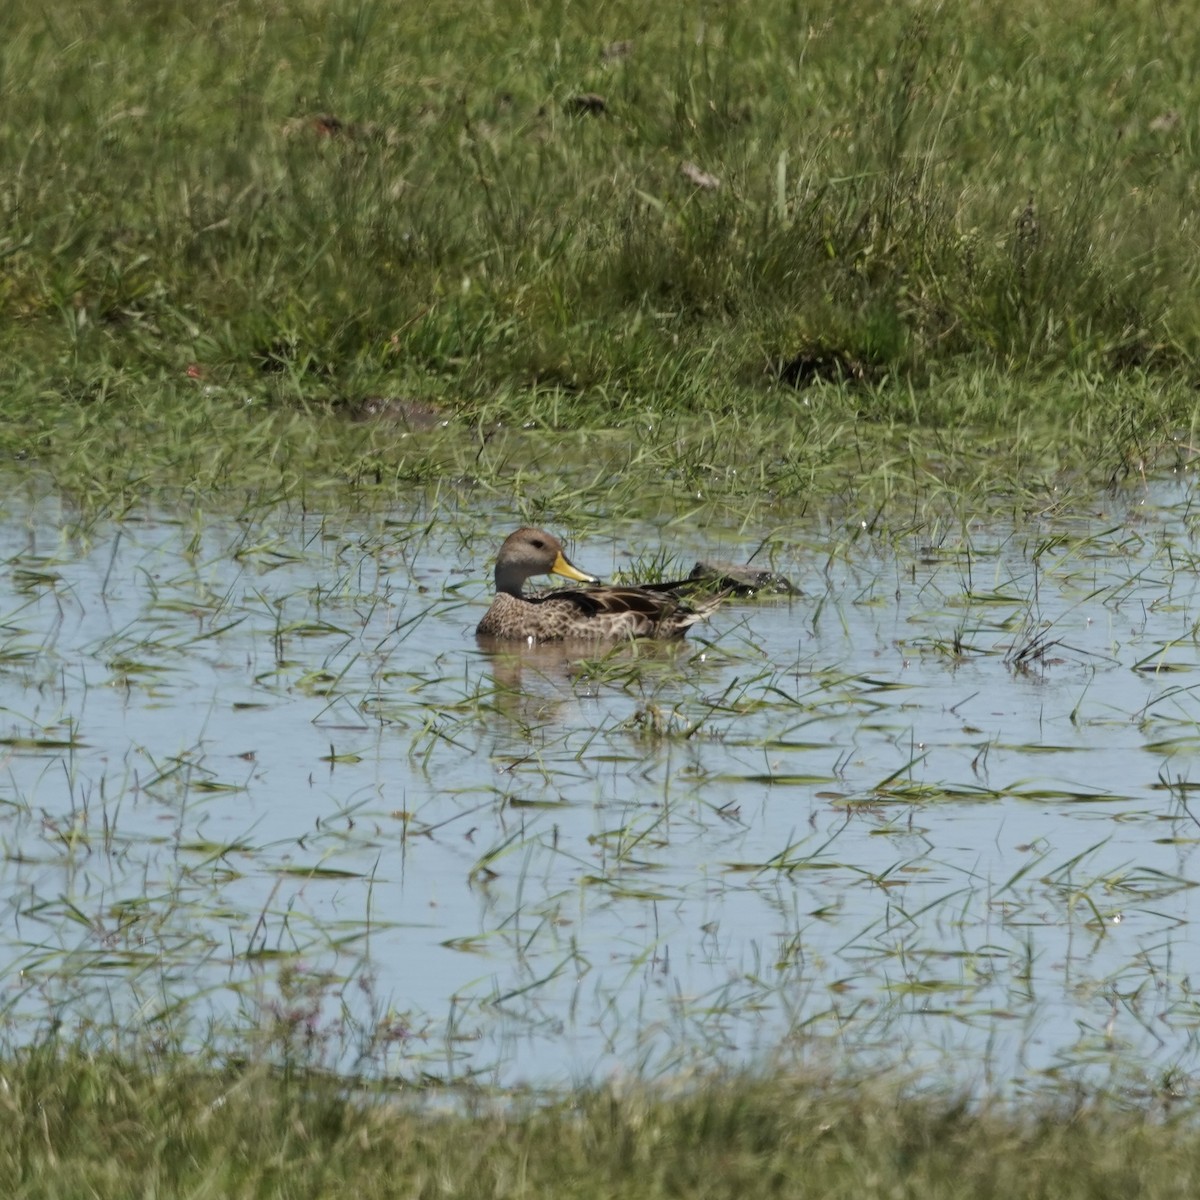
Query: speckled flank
[[476, 586, 720, 641]]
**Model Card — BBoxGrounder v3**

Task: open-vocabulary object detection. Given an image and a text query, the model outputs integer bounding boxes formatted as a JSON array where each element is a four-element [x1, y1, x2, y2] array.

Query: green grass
[[2, 0, 1200, 500], [3, 1044, 1199, 1198]]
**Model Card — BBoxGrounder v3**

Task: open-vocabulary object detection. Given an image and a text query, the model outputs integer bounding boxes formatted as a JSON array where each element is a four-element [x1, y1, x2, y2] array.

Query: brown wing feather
[[536, 585, 693, 619]]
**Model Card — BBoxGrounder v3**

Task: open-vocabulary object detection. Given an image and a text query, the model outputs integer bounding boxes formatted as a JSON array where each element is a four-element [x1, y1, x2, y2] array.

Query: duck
[[476, 527, 722, 642]]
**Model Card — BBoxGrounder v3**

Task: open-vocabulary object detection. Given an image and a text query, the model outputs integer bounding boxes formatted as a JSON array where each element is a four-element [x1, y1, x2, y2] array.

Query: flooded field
[[2, 474, 1200, 1097]]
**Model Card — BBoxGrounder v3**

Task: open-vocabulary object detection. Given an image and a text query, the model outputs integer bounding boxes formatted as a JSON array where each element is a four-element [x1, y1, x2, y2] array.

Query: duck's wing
[[616, 577, 707, 595], [537, 583, 716, 620], [537, 583, 686, 614]]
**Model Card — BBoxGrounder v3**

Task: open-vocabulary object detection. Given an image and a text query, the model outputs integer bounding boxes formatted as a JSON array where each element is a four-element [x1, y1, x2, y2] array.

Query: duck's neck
[[495, 564, 530, 597]]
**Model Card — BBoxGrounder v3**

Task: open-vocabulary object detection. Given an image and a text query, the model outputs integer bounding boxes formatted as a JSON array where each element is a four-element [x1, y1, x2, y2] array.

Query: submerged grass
[[3, 1045, 1200, 1199], [2, 0, 1200, 500], [4, 484, 1200, 1180]]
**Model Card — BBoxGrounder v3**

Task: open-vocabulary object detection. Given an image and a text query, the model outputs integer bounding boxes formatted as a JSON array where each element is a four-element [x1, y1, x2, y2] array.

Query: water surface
[[2, 478, 1199, 1096]]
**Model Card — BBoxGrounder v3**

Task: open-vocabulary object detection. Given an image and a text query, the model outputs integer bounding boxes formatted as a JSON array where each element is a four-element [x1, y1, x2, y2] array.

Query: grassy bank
[[2, 0, 1199, 498], [2, 1046, 1197, 1198]]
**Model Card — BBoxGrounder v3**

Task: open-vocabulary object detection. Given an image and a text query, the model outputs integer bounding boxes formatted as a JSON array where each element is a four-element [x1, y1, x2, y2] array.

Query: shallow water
[[2, 477, 1200, 1096]]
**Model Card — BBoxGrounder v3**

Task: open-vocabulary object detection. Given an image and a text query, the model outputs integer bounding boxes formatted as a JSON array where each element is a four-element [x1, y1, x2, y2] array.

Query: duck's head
[[494, 527, 599, 595]]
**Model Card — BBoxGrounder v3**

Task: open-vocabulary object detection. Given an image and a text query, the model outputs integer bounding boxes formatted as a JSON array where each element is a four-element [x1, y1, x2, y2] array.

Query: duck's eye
[[531, 539, 545, 549]]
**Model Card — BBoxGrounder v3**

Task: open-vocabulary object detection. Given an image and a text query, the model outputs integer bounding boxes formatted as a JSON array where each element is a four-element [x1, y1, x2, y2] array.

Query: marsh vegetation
[[4, 0, 1200, 1193], [2, 0, 1200, 496]]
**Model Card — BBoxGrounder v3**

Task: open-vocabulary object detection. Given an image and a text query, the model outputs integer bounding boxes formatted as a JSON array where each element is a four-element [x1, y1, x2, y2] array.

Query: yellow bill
[[551, 550, 599, 584]]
